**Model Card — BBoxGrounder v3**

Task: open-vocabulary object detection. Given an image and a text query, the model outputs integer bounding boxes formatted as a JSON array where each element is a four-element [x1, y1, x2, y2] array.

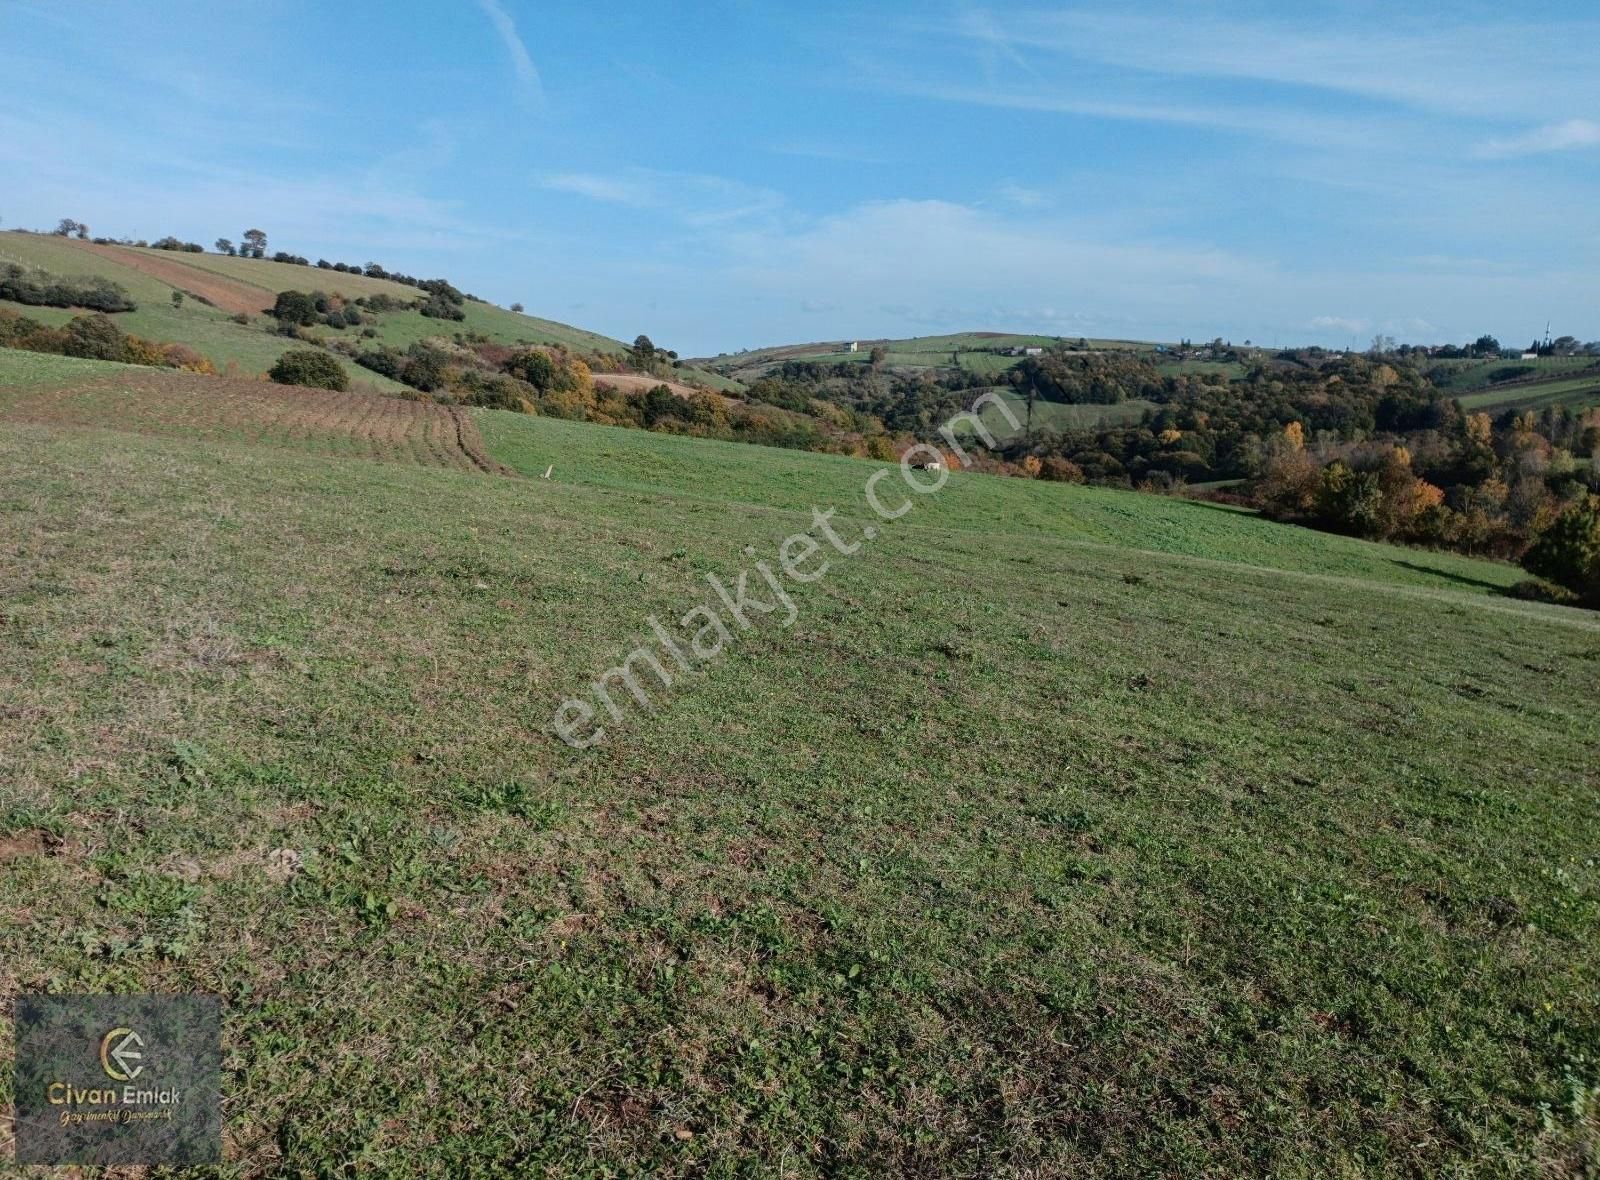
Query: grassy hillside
[[0, 368, 1596, 1174], [1459, 374, 1600, 415], [942, 386, 1159, 441], [1429, 355, 1600, 416], [136, 246, 626, 355], [699, 332, 1164, 384], [0, 233, 342, 381], [1429, 355, 1598, 393], [0, 233, 625, 381]]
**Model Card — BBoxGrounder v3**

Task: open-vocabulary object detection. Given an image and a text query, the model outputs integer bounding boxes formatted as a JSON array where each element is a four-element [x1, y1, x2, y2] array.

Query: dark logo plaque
[[12, 994, 221, 1165]]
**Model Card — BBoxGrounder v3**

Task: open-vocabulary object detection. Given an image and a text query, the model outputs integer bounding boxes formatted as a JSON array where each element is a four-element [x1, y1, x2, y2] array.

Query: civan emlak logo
[[12, 994, 220, 1165], [100, 1026, 144, 1081]]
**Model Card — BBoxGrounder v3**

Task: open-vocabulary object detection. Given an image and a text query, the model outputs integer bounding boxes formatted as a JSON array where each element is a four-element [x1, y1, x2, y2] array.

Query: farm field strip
[[62, 241, 275, 316], [0, 359, 506, 474], [1459, 375, 1600, 412]]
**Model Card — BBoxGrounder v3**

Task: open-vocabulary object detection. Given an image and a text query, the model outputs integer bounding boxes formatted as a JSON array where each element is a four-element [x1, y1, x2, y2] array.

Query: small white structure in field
[[1520, 351, 1539, 360], [541, 464, 553, 479], [845, 341, 859, 352]]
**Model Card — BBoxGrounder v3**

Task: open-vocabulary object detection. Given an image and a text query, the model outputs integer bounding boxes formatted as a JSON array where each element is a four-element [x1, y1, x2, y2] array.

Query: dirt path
[[58, 240, 276, 316]]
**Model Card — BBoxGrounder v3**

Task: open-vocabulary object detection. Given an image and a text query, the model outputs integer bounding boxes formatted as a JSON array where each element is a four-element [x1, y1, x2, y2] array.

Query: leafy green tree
[[271, 290, 319, 327], [268, 349, 349, 391], [241, 228, 268, 258], [1522, 496, 1600, 604], [214, 238, 234, 255]]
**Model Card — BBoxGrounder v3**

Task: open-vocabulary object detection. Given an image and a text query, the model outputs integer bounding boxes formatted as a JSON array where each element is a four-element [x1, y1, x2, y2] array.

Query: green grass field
[[1157, 358, 1248, 379], [0, 376, 1596, 1174], [701, 333, 1164, 383], [943, 387, 1158, 442], [1429, 356, 1598, 393], [1459, 375, 1600, 414]]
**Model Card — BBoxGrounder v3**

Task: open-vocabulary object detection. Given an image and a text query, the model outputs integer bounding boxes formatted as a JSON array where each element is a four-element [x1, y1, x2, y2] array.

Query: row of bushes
[[0, 309, 214, 373], [270, 290, 369, 333], [0, 264, 136, 312]]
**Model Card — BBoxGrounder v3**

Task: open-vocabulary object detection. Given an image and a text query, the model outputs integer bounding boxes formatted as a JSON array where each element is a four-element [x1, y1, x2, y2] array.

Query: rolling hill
[[1, 342, 1595, 1174], [0, 231, 626, 381]]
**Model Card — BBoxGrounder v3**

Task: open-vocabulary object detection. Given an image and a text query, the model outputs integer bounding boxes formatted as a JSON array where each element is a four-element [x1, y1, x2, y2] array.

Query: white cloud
[[714, 198, 1271, 342], [1308, 315, 1367, 334], [474, 0, 545, 111], [1476, 119, 1600, 158]]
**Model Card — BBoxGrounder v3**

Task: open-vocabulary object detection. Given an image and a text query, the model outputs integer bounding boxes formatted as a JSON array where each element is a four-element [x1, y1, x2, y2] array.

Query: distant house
[[1520, 351, 1539, 360], [845, 341, 859, 353], [1010, 346, 1044, 357]]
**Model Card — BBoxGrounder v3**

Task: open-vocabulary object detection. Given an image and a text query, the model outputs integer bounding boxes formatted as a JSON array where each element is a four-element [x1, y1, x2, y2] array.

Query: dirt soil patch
[[0, 367, 515, 475], [60, 239, 276, 316]]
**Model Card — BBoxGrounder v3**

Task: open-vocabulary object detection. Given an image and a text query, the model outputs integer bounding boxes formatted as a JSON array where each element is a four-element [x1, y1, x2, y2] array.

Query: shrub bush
[[63, 313, 131, 361], [269, 349, 349, 391], [1505, 577, 1581, 605]]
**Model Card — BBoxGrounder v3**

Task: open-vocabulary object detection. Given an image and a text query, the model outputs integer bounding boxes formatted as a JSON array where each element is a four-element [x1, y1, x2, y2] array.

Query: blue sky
[[3, 0, 1598, 355]]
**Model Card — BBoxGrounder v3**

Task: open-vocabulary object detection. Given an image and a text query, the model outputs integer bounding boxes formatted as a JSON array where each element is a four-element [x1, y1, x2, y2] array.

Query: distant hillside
[[695, 331, 1167, 384], [1426, 354, 1600, 415], [0, 231, 626, 382]]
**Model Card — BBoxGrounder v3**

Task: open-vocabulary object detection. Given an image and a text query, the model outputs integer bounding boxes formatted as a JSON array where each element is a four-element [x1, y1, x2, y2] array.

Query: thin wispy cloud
[[541, 172, 648, 206], [996, 183, 1047, 208], [1477, 119, 1600, 158], [538, 169, 784, 227], [927, 9, 1600, 122], [880, 78, 1367, 148], [474, 0, 545, 111]]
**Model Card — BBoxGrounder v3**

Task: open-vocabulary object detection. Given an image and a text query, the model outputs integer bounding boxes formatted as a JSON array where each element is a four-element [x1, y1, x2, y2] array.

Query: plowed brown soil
[[57, 239, 276, 316], [0, 367, 514, 475]]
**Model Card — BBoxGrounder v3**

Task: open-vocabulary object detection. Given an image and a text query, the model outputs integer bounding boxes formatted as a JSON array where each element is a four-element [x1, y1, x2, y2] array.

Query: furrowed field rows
[[0, 365, 512, 475]]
